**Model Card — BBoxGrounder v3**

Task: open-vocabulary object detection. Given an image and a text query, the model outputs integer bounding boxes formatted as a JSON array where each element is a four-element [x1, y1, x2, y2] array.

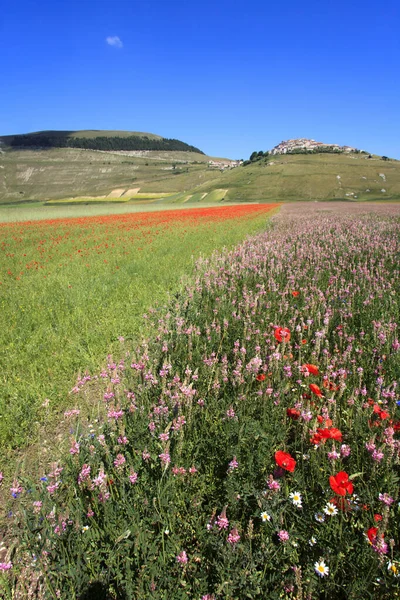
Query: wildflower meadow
[[0, 203, 278, 456], [1, 203, 400, 599]]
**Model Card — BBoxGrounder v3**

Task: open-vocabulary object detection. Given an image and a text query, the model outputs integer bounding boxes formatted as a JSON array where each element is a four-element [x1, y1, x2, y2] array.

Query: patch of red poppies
[[274, 450, 296, 472], [309, 383, 323, 398], [329, 471, 353, 496]]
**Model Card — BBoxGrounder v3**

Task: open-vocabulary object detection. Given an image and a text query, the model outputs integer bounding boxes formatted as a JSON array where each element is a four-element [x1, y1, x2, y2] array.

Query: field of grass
[[0, 204, 279, 464], [2, 202, 399, 599], [199, 153, 400, 202]]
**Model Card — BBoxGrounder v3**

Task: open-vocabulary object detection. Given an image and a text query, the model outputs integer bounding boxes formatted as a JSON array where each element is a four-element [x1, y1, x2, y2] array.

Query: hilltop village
[[270, 138, 357, 155]]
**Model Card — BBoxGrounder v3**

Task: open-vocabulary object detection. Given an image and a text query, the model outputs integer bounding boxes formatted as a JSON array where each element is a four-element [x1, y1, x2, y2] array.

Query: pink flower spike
[[228, 457, 238, 472], [176, 550, 188, 564], [129, 471, 138, 484], [227, 527, 240, 545]]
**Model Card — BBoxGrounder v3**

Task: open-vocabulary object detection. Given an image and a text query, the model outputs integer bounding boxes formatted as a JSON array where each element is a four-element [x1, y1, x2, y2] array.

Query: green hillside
[[198, 152, 400, 202], [0, 135, 399, 205], [0, 146, 227, 203]]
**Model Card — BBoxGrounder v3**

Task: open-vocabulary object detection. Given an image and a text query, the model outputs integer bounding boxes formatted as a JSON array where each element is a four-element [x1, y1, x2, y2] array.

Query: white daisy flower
[[315, 560, 329, 577], [324, 502, 338, 516], [314, 512, 325, 523], [261, 511, 271, 522], [82, 526, 89, 533], [289, 491, 302, 507], [309, 536, 317, 546]]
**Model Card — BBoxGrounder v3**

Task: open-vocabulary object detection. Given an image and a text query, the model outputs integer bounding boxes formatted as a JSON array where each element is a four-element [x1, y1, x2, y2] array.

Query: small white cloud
[[106, 36, 123, 48]]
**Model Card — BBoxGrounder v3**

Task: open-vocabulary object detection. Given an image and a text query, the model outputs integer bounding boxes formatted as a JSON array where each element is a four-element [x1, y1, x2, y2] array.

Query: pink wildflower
[[216, 509, 229, 530], [278, 530, 290, 543], [92, 469, 106, 488], [129, 471, 138, 484], [228, 457, 239, 472], [107, 408, 124, 420], [327, 450, 340, 461], [78, 464, 91, 485], [0, 562, 13, 571], [10, 480, 23, 497], [173, 416, 186, 431], [379, 493, 394, 506], [114, 454, 126, 468], [267, 477, 281, 491], [176, 550, 188, 564], [172, 466, 186, 476], [64, 409, 80, 418], [227, 527, 240, 545], [340, 444, 351, 458], [47, 482, 60, 495], [69, 441, 80, 455], [159, 452, 171, 467]]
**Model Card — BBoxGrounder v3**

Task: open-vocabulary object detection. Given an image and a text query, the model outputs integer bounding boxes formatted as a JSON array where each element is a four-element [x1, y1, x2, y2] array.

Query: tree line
[[7, 134, 204, 154]]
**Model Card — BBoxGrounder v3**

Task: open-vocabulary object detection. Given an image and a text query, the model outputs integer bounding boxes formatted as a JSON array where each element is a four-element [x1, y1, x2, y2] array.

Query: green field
[[199, 153, 400, 202], [0, 204, 278, 471]]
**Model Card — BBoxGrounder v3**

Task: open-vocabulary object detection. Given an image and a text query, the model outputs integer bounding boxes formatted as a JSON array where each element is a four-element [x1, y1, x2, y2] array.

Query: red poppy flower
[[317, 427, 343, 442], [301, 339, 307, 345], [274, 450, 296, 472], [309, 383, 323, 398], [303, 364, 319, 376], [291, 291, 300, 297], [329, 471, 353, 496], [287, 408, 301, 420], [374, 514, 383, 522], [310, 432, 322, 445], [256, 374, 266, 381], [366, 527, 378, 543], [317, 416, 333, 427], [274, 327, 291, 343], [322, 380, 339, 391], [373, 404, 390, 420]]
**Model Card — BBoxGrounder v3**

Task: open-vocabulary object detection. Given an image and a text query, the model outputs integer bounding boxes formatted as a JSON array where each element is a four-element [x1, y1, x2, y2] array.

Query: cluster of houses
[[208, 159, 242, 170], [269, 138, 357, 155]]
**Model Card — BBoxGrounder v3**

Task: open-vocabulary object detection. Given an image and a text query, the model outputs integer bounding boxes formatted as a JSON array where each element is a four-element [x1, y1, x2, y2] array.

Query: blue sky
[[1, 0, 399, 159]]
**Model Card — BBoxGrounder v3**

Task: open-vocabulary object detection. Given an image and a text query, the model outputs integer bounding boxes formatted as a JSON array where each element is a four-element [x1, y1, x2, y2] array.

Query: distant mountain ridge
[[0, 130, 204, 154]]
